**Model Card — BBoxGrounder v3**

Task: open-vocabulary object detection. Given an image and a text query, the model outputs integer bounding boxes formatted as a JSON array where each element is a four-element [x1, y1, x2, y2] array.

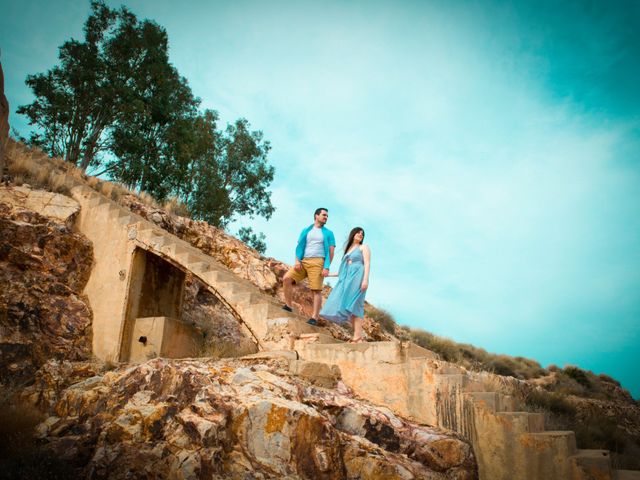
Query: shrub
[[164, 197, 191, 217], [564, 366, 591, 388], [523, 389, 577, 416], [598, 373, 621, 387], [366, 307, 397, 334]]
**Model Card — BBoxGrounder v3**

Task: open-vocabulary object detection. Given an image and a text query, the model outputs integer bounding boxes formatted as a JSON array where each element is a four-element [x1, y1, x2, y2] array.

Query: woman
[[320, 227, 371, 343]]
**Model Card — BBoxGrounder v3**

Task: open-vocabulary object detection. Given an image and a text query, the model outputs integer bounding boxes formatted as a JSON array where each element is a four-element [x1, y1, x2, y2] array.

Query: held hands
[[361, 280, 368, 292], [322, 268, 329, 277]]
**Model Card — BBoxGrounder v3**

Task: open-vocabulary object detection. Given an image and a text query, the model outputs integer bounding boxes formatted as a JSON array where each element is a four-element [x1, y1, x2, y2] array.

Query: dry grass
[[6, 139, 195, 223], [6, 150, 71, 195], [365, 306, 397, 334], [164, 196, 190, 217], [138, 190, 160, 208]]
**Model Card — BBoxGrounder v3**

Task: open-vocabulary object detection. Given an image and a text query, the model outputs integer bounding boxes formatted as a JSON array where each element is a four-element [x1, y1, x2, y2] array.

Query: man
[[282, 207, 336, 325]]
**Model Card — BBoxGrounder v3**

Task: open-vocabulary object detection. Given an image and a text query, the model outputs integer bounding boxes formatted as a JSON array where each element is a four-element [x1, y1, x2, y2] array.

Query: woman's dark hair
[[344, 227, 365, 255]]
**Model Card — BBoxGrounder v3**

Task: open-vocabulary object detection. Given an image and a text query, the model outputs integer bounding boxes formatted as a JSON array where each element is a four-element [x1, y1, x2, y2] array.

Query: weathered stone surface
[[0, 185, 80, 224], [24, 357, 477, 479], [0, 202, 93, 387]]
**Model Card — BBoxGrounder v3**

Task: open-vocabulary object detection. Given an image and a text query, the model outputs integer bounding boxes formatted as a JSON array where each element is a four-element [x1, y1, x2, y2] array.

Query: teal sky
[[2, 0, 639, 398]]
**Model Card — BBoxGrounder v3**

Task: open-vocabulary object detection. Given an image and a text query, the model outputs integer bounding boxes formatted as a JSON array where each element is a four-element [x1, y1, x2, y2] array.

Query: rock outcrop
[[0, 202, 93, 388], [0, 185, 80, 225], [23, 357, 477, 479]]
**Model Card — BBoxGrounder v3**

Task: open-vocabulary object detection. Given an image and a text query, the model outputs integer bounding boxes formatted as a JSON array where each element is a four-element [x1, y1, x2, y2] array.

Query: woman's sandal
[[348, 337, 366, 344]]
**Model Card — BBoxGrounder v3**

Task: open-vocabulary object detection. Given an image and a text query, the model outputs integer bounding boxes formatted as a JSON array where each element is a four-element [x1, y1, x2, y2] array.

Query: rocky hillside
[[0, 188, 477, 479], [2, 147, 639, 472], [113, 187, 640, 470]]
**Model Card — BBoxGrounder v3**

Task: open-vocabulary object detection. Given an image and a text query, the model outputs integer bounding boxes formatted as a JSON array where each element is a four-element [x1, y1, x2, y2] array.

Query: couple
[[281, 207, 371, 343]]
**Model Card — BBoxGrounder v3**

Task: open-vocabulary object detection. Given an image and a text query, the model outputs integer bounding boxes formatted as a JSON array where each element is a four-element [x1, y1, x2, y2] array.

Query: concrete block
[[201, 269, 236, 286], [129, 316, 202, 363], [405, 342, 439, 359], [496, 412, 544, 433], [240, 350, 298, 361], [616, 471, 640, 480], [188, 261, 212, 274], [466, 392, 498, 412], [570, 449, 612, 480]]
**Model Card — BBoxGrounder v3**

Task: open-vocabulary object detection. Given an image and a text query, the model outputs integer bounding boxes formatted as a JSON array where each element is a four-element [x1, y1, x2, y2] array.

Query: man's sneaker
[[282, 305, 293, 312], [307, 318, 318, 326]]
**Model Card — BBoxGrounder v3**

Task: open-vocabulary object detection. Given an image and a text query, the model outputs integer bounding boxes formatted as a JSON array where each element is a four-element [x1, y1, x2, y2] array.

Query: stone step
[[496, 412, 545, 433], [405, 342, 440, 359], [224, 287, 264, 306], [175, 249, 200, 265], [434, 373, 485, 393], [89, 194, 110, 209], [201, 268, 238, 286], [293, 333, 344, 351], [188, 260, 213, 274], [522, 431, 578, 457], [299, 341, 432, 365], [570, 449, 612, 480], [616, 470, 640, 480], [118, 213, 142, 227], [464, 391, 519, 413], [147, 235, 169, 249]]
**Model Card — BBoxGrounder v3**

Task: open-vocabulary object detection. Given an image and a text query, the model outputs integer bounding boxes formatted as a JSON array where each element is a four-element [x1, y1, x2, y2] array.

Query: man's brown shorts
[[285, 257, 325, 290]]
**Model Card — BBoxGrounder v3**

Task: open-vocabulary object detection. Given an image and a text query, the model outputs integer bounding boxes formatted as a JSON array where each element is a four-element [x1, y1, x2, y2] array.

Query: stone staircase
[[5, 138, 640, 480], [4, 138, 325, 359], [296, 341, 640, 480]]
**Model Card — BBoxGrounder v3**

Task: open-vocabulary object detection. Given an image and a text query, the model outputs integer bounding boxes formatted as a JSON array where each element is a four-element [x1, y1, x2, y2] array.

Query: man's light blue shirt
[[295, 224, 336, 269]]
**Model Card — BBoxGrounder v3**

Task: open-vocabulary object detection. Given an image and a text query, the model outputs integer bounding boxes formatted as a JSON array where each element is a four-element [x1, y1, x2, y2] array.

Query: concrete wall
[[129, 316, 201, 362], [72, 187, 138, 361]]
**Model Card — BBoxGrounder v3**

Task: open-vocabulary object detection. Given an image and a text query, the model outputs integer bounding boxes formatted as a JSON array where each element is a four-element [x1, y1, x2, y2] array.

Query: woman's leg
[[352, 315, 364, 342]]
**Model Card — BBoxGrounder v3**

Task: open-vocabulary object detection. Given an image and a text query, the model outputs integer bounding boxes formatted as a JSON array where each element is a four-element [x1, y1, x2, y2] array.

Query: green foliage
[[237, 226, 267, 254], [18, 0, 275, 234]]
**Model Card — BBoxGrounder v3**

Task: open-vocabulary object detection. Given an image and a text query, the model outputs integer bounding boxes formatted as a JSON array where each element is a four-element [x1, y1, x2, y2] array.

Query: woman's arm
[[361, 245, 371, 291]]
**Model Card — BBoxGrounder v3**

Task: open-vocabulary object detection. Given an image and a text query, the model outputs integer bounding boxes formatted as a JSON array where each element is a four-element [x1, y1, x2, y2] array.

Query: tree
[[18, 1, 127, 169], [18, 0, 275, 244], [186, 117, 275, 228], [238, 227, 267, 255]]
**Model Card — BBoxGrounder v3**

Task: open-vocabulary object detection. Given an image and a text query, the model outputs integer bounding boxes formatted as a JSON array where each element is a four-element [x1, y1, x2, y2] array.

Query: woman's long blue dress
[[320, 247, 367, 324]]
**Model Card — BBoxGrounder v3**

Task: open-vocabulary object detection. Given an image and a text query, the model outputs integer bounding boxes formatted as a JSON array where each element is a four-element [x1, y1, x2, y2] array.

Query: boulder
[[0, 185, 80, 224]]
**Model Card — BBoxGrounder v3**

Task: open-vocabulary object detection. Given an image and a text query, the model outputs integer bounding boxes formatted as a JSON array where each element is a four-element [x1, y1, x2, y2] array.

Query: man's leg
[[312, 290, 322, 320], [283, 275, 294, 310]]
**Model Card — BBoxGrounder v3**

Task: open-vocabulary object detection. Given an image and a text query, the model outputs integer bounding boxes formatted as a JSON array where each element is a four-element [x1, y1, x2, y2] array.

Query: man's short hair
[[314, 207, 328, 217]]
